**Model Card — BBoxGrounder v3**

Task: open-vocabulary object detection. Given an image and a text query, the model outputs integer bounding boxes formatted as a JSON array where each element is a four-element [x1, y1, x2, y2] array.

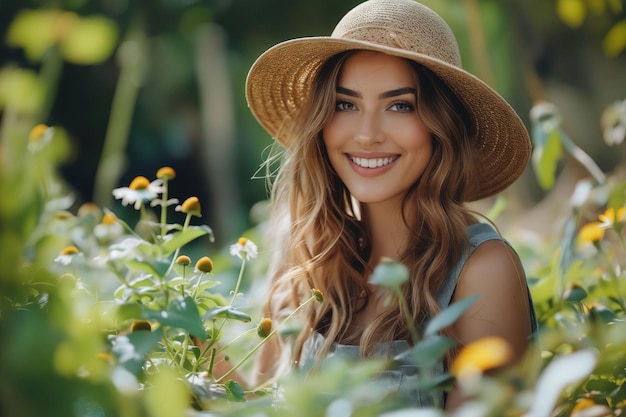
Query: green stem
[[215, 294, 317, 384], [36, 45, 64, 123], [395, 288, 419, 344], [594, 242, 626, 312], [216, 258, 247, 335], [179, 334, 190, 369], [93, 23, 147, 207], [160, 179, 169, 240], [161, 333, 187, 375], [229, 258, 246, 306], [215, 327, 256, 355], [164, 213, 192, 279]]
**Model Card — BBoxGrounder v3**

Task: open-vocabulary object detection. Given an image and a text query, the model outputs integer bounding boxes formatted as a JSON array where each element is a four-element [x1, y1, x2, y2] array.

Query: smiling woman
[[243, 0, 536, 410]]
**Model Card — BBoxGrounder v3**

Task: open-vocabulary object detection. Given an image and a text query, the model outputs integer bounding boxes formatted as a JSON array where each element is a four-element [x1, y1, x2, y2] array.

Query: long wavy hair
[[261, 50, 477, 368]]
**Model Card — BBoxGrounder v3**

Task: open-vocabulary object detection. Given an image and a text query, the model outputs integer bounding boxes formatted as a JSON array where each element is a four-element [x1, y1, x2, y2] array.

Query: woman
[[244, 0, 536, 409]]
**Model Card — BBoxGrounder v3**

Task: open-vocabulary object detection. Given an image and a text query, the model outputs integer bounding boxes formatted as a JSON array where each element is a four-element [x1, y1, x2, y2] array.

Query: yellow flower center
[[237, 237, 248, 246], [29, 124, 50, 142], [156, 166, 176, 180], [101, 213, 117, 225], [175, 255, 191, 266], [55, 211, 73, 220], [129, 176, 150, 190], [195, 256, 213, 273], [61, 245, 80, 255], [181, 196, 201, 215]]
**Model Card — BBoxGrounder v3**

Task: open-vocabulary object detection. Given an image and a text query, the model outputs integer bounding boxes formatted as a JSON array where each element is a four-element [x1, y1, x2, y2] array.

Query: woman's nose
[[354, 112, 385, 146]]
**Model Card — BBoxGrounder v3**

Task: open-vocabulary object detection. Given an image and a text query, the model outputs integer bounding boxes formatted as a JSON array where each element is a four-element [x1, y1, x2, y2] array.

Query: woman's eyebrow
[[336, 86, 416, 99]]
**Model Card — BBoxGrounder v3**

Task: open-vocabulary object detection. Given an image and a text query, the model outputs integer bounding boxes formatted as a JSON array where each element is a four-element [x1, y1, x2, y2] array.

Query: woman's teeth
[[350, 156, 396, 168]]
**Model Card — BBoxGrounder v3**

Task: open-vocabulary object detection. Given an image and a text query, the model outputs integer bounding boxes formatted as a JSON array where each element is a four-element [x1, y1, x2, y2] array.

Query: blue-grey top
[[300, 222, 538, 407]]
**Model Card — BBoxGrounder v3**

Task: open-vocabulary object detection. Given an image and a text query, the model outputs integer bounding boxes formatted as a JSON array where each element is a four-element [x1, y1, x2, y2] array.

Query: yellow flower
[[175, 255, 191, 266], [598, 207, 626, 228], [579, 206, 626, 244], [571, 398, 595, 413], [195, 256, 213, 274], [577, 222, 605, 244], [176, 196, 201, 217], [156, 166, 176, 180], [450, 336, 513, 379], [257, 318, 273, 338]]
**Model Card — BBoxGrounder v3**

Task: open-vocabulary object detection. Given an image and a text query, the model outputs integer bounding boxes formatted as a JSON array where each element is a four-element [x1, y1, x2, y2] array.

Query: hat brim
[[245, 37, 531, 201]]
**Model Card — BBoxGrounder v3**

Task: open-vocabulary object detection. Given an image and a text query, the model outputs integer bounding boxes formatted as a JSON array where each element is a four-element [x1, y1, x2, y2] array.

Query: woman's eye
[[389, 102, 414, 112], [336, 101, 356, 111]]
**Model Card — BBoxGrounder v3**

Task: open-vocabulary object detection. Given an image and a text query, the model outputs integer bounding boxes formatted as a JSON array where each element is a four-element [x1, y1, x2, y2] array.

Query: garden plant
[[1, 3, 626, 417]]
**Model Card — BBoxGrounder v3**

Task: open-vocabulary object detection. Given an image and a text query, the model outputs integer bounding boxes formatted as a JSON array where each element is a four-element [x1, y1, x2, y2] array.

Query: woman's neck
[[363, 200, 411, 267]]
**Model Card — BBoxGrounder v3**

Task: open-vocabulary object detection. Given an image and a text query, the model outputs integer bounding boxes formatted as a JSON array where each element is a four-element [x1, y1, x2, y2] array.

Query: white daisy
[[112, 176, 163, 210], [229, 237, 258, 260]]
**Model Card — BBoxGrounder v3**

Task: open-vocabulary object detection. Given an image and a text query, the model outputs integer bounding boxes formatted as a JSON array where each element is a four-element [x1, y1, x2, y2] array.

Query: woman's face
[[322, 51, 433, 207]]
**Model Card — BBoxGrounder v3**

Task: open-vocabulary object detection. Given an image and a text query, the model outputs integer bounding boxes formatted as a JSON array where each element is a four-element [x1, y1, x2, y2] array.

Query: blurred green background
[[1, 0, 625, 244]]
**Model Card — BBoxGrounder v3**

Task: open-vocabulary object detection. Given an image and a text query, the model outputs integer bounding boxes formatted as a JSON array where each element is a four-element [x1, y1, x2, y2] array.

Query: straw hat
[[245, 0, 531, 201]]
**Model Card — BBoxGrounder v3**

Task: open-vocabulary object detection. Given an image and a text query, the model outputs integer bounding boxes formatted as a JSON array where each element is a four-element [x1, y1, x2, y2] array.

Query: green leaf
[[424, 295, 479, 337], [533, 129, 562, 190], [143, 296, 207, 341], [224, 380, 246, 402], [111, 327, 163, 375], [564, 285, 587, 302], [162, 225, 213, 256], [402, 336, 457, 367], [116, 302, 142, 322], [203, 306, 251, 323], [585, 378, 618, 394], [369, 257, 409, 289], [127, 258, 170, 278]]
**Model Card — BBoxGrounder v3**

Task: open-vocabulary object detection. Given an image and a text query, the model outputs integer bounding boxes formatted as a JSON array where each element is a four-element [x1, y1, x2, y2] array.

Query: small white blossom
[[108, 237, 147, 260], [112, 176, 163, 210], [54, 246, 83, 265], [229, 237, 258, 260], [28, 124, 54, 151]]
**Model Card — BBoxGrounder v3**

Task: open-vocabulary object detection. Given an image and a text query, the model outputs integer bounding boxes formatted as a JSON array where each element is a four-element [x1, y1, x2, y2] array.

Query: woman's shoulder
[[436, 222, 516, 308]]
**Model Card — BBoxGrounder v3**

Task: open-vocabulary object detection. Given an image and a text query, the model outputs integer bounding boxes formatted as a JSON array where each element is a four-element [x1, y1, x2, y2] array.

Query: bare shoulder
[[450, 238, 533, 358]]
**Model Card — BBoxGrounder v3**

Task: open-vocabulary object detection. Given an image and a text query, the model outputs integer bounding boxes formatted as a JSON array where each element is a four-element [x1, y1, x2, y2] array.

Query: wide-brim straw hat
[[245, 0, 531, 201]]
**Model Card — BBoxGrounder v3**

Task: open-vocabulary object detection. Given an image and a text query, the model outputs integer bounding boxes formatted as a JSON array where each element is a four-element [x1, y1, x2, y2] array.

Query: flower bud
[[311, 288, 324, 303], [257, 318, 273, 338], [179, 196, 201, 216], [176, 255, 191, 266], [195, 256, 213, 273], [156, 166, 176, 180], [130, 320, 152, 332]]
